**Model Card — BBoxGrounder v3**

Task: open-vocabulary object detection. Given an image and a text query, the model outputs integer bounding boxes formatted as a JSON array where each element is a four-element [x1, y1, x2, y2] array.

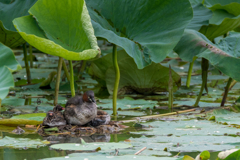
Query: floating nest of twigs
[[37, 121, 128, 137]]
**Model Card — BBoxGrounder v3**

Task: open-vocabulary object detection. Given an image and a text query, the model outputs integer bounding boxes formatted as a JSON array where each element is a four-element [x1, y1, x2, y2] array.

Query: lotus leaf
[[98, 97, 158, 110], [0, 43, 21, 100], [130, 119, 240, 152], [43, 154, 180, 160], [195, 1, 240, 40], [11, 113, 46, 121], [0, 136, 49, 149], [187, 2, 212, 31], [13, 0, 100, 60], [204, 0, 240, 16], [50, 142, 132, 151], [174, 29, 240, 82], [86, 0, 193, 69], [0, 0, 37, 47], [89, 50, 181, 95]]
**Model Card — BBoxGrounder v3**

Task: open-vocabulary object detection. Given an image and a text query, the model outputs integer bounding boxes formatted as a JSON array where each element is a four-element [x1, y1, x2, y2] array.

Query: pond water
[[0, 46, 240, 160]]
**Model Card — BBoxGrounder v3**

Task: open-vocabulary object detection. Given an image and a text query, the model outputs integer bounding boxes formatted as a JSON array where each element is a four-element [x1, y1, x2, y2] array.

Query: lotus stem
[[194, 58, 209, 107], [112, 44, 119, 117], [29, 45, 33, 68], [23, 43, 31, 84], [69, 60, 75, 97], [54, 57, 63, 106], [221, 80, 237, 96], [79, 60, 87, 78], [186, 57, 197, 87], [221, 77, 233, 106], [168, 65, 173, 111], [62, 59, 70, 82]]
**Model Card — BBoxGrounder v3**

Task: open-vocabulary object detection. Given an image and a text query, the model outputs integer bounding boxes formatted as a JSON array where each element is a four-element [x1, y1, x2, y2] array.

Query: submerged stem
[[23, 43, 31, 84], [29, 45, 33, 68], [62, 59, 71, 82], [194, 58, 209, 107], [112, 44, 120, 117], [69, 60, 75, 97], [186, 57, 197, 88], [221, 77, 233, 106], [54, 57, 63, 106]]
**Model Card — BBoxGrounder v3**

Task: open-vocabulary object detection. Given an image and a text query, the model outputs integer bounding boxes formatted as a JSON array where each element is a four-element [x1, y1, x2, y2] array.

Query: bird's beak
[[88, 97, 95, 103]]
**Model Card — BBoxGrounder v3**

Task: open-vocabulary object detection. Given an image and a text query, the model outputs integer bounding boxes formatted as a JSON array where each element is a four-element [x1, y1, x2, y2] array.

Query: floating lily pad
[[0, 136, 49, 149], [11, 113, 46, 121], [43, 153, 179, 160], [50, 142, 132, 151], [98, 97, 158, 110]]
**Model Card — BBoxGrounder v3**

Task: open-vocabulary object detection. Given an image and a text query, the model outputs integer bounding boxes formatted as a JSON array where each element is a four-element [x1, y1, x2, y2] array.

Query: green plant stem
[[194, 58, 209, 107], [221, 77, 233, 107], [29, 45, 33, 68], [186, 57, 197, 88], [112, 44, 119, 117], [23, 43, 31, 84], [0, 99, 1, 113], [69, 60, 75, 97], [62, 59, 71, 82], [168, 65, 173, 111], [54, 57, 63, 106], [79, 60, 87, 78]]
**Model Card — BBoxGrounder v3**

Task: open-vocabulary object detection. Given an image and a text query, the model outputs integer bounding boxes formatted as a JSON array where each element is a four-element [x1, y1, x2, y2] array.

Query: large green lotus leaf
[[86, 0, 193, 69], [216, 31, 240, 57], [0, 43, 21, 100], [43, 153, 180, 160], [174, 29, 240, 81], [187, 2, 213, 31], [206, 109, 240, 126], [129, 120, 240, 152], [0, 136, 49, 149], [89, 50, 181, 95], [0, 119, 42, 125], [199, 9, 240, 40], [13, 0, 100, 60], [204, 0, 240, 16], [98, 97, 158, 110], [0, 0, 37, 47], [0, 113, 45, 125], [50, 142, 132, 151], [0, 43, 22, 72], [0, 67, 14, 100], [10, 113, 46, 121]]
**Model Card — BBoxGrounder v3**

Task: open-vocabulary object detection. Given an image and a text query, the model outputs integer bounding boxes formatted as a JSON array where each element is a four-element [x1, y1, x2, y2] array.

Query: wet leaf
[[0, 136, 49, 149], [98, 97, 158, 110], [11, 113, 46, 121], [50, 142, 132, 151]]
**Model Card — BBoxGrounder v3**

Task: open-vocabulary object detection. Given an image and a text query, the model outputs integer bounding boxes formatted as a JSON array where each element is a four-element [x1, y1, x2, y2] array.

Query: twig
[[36, 125, 40, 132], [134, 147, 147, 155], [115, 149, 119, 156]]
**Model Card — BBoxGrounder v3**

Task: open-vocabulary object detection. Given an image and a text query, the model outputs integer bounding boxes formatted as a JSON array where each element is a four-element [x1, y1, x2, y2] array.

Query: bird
[[64, 90, 98, 126], [43, 108, 66, 127], [90, 110, 111, 127]]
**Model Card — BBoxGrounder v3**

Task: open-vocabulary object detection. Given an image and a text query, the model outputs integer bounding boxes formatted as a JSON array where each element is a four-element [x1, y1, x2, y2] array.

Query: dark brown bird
[[64, 91, 97, 125]]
